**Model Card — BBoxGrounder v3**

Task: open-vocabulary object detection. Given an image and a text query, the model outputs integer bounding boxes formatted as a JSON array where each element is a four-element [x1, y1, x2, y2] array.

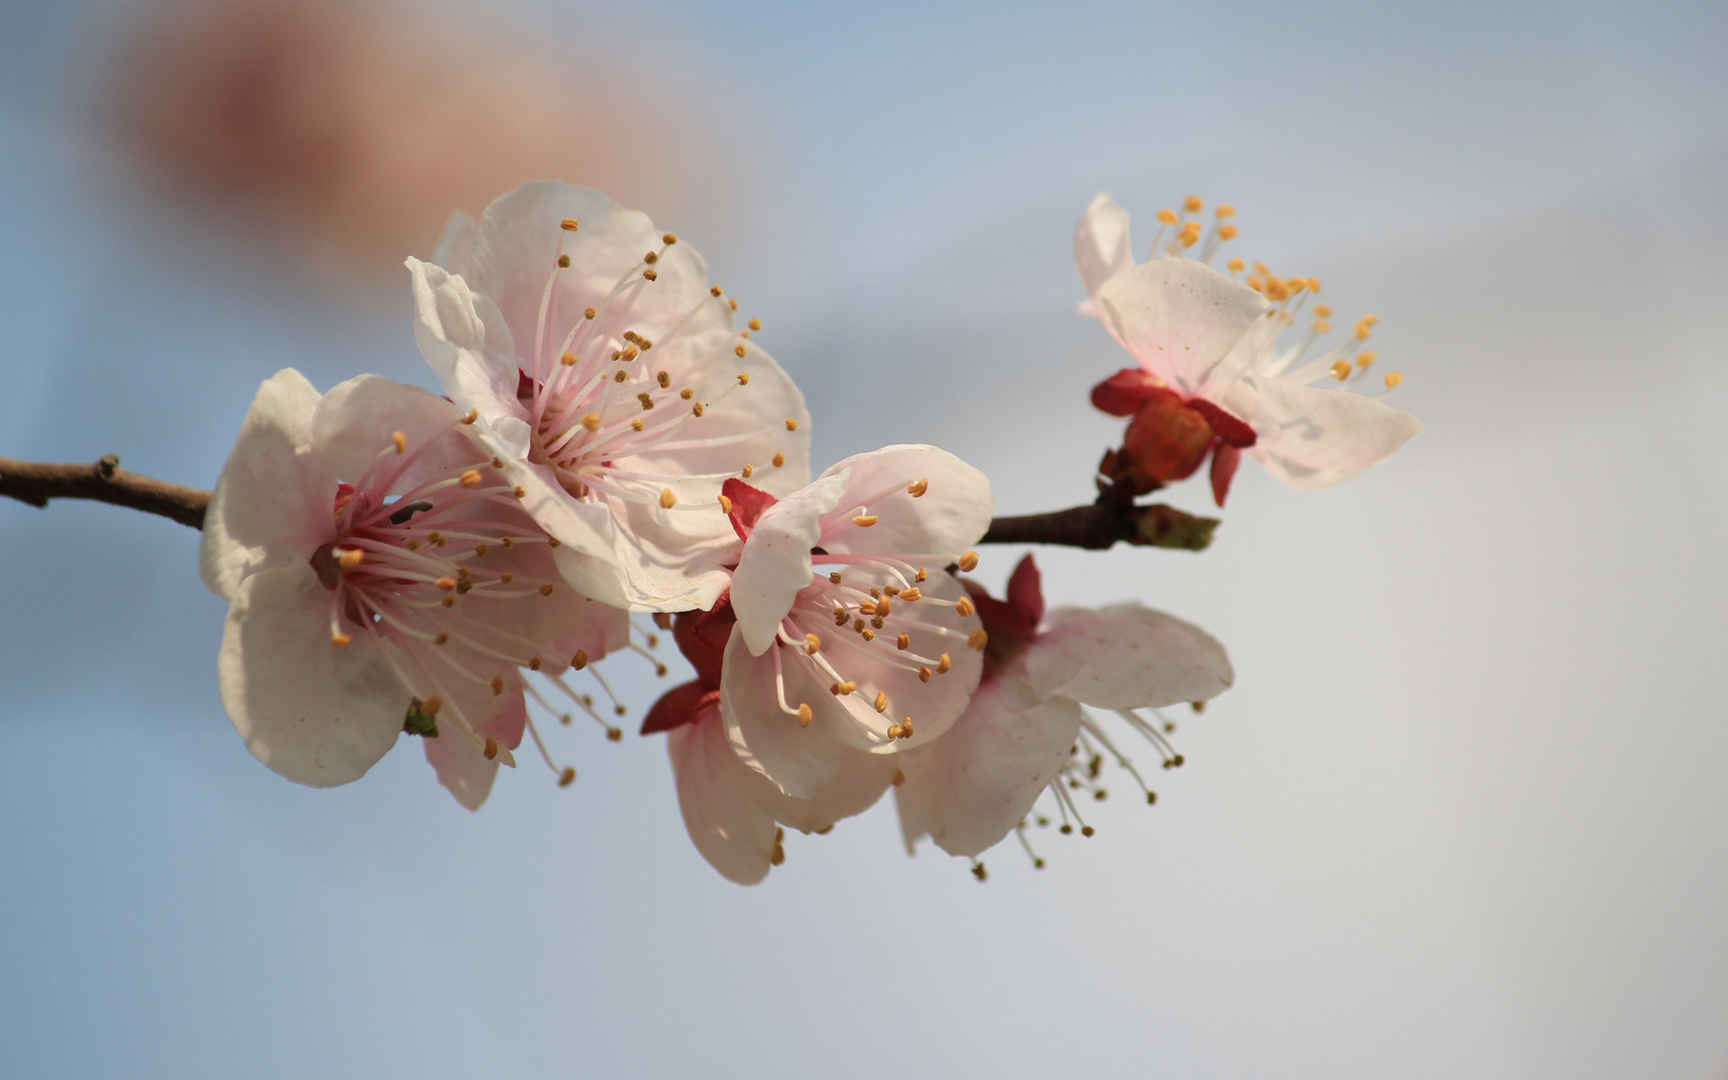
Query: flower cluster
[[200, 183, 1419, 882]]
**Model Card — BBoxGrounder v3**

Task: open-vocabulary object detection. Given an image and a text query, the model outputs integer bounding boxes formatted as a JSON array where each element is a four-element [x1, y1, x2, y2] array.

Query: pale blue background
[[3, 2, 1725, 1077]]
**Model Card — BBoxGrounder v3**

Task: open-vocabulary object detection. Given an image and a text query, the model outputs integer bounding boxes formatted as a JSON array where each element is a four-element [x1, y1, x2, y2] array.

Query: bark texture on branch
[[0, 456, 1218, 550], [0, 456, 210, 530]]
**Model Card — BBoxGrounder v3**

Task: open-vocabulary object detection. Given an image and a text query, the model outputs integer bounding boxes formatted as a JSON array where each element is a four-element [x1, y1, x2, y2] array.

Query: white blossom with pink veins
[[895, 554, 1233, 859], [201, 369, 626, 807], [406, 181, 811, 612], [719, 445, 995, 800], [1076, 193, 1422, 501]]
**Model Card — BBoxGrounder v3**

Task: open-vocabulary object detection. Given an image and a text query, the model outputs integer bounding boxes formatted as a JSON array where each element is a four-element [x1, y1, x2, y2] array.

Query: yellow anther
[[559, 767, 576, 787], [631, 419, 644, 431], [391, 431, 407, 454], [936, 653, 952, 674], [460, 409, 478, 425], [330, 632, 352, 647], [728, 298, 739, 311], [1287, 278, 1306, 294], [710, 285, 723, 297], [915, 567, 927, 583], [458, 469, 485, 489], [490, 675, 505, 696], [741, 464, 754, 478], [421, 696, 443, 717], [1217, 224, 1238, 240], [336, 548, 364, 570], [1183, 195, 1204, 213], [1355, 322, 1374, 341], [1254, 261, 1271, 276], [859, 600, 877, 615], [1246, 276, 1265, 293], [643, 268, 658, 281], [512, 485, 526, 499], [1314, 304, 1332, 318], [692, 402, 705, 417], [539, 583, 555, 596], [1178, 230, 1200, 249], [899, 720, 914, 739], [557, 254, 571, 268], [581, 413, 601, 432], [433, 632, 449, 647], [804, 633, 821, 655], [440, 596, 455, 608], [434, 576, 458, 591], [644, 251, 659, 265], [957, 551, 979, 572], [1156, 208, 1179, 225], [734, 343, 748, 358], [719, 494, 733, 514], [1227, 257, 1245, 272], [560, 218, 580, 231], [483, 738, 499, 761], [1384, 372, 1404, 389], [827, 571, 842, 586], [907, 478, 928, 497], [748, 318, 762, 331], [571, 649, 589, 669], [917, 666, 932, 683], [680, 387, 694, 400], [561, 351, 579, 367], [955, 597, 975, 617], [1331, 360, 1353, 382], [1356, 351, 1377, 370], [796, 703, 814, 727], [1313, 319, 1333, 334], [606, 727, 623, 742], [620, 345, 639, 362], [899, 587, 920, 602], [1305, 277, 1322, 292], [784, 417, 798, 432], [1362, 314, 1380, 326], [887, 723, 904, 739], [1215, 204, 1236, 218], [528, 656, 542, 671], [737, 372, 750, 386], [584, 307, 597, 319], [876, 596, 892, 616], [852, 514, 878, 527], [772, 453, 786, 468], [660, 488, 677, 509], [860, 628, 876, 641], [638, 392, 655, 411], [896, 633, 910, 650], [874, 691, 888, 713], [661, 232, 677, 245], [968, 628, 989, 650]]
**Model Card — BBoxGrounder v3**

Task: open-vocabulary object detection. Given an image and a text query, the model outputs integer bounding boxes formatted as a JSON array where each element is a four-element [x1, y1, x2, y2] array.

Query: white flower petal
[[732, 473, 847, 656], [218, 566, 407, 787], [405, 257, 520, 430], [721, 625, 882, 799], [1220, 374, 1424, 489], [669, 711, 781, 885], [199, 369, 332, 602], [1075, 192, 1134, 300], [422, 687, 525, 811], [1023, 605, 1233, 710], [1094, 259, 1270, 393], [813, 445, 994, 561], [310, 374, 483, 485], [894, 674, 1082, 858]]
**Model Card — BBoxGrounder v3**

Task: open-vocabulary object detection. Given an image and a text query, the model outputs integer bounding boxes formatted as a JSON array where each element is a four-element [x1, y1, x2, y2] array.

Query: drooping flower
[[201, 369, 627, 806], [719, 445, 996, 800], [1076, 193, 1422, 505], [894, 554, 1233, 864], [406, 181, 812, 611], [639, 603, 894, 885]]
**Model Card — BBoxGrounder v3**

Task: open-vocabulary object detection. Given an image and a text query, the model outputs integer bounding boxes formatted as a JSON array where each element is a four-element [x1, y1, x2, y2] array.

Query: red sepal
[[721, 477, 778, 541], [672, 599, 735, 691], [1188, 398, 1258, 448], [640, 681, 719, 735], [1090, 369, 1173, 416], [1209, 443, 1243, 507]]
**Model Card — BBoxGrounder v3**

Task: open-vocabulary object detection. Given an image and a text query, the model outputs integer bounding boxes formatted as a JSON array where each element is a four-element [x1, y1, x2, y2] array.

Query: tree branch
[[0, 456, 209, 530], [0, 455, 1217, 550]]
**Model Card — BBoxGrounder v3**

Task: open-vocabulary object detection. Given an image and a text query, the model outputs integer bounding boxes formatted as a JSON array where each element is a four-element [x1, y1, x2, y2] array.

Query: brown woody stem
[[0, 456, 1218, 550], [0, 456, 210, 530]]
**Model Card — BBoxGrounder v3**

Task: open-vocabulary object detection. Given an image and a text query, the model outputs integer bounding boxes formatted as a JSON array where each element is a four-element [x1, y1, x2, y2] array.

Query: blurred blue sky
[[3, 1, 1725, 1077]]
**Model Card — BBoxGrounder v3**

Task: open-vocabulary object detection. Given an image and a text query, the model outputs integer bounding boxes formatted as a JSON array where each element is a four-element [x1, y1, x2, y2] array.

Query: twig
[[0, 456, 209, 530], [0, 455, 1217, 550]]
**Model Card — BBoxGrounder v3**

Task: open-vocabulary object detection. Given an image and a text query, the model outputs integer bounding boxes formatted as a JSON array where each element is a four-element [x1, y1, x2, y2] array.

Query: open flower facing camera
[[1, 181, 1421, 883]]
